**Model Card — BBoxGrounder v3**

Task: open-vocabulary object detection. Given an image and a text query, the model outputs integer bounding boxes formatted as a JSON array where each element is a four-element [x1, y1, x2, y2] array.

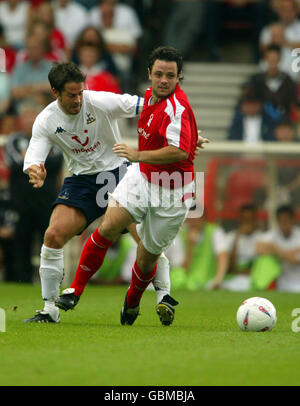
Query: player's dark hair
[[148, 46, 183, 78], [276, 204, 294, 218], [48, 62, 86, 93]]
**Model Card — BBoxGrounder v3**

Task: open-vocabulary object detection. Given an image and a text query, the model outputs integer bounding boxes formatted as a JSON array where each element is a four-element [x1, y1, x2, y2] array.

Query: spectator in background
[[0, 24, 17, 74], [72, 26, 118, 77], [0, 113, 18, 136], [291, 100, 300, 139], [203, 0, 276, 62], [89, 0, 143, 92], [163, 0, 204, 59], [273, 119, 300, 207], [5, 100, 63, 283], [167, 211, 229, 291], [221, 204, 263, 291], [0, 183, 18, 282], [0, 72, 11, 119], [11, 35, 53, 106], [261, 24, 300, 82], [0, 0, 30, 49], [259, 0, 300, 81], [274, 117, 296, 141], [16, 21, 63, 63], [227, 91, 277, 142], [52, 0, 89, 48], [256, 205, 300, 292], [249, 44, 297, 120], [29, 1, 68, 60], [77, 42, 121, 93], [250, 118, 300, 210]]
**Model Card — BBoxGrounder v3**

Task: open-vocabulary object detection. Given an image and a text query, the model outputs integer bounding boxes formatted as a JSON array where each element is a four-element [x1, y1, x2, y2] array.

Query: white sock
[[152, 253, 171, 304], [39, 245, 64, 313], [44, 300, 57, 313]]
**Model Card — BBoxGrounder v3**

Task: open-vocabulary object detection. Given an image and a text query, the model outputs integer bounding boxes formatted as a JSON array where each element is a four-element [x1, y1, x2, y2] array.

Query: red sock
[[126, 261, 157, 308], [70, 229, 112, 296]]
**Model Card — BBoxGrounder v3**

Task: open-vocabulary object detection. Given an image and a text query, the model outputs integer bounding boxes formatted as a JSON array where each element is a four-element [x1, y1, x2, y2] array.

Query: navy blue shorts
[[53, 163, 129, 230]]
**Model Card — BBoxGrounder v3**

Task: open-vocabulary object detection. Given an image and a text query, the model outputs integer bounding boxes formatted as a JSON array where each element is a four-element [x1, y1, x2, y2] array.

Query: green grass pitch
[[0, 283, 300, 386]]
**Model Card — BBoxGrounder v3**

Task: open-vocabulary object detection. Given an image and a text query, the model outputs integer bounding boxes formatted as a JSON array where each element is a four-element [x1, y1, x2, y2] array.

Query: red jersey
[[138, 84, 198, 187]]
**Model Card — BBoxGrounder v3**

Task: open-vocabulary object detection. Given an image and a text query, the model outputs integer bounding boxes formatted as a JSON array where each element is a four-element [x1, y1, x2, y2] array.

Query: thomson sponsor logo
[[291, 308, 300, 332], [72, 141, 100, 154], [291, 48, 300, 73]]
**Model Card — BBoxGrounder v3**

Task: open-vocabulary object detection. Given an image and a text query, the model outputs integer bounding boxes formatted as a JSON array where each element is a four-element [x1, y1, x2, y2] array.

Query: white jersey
[[23, 91, 142, 176]]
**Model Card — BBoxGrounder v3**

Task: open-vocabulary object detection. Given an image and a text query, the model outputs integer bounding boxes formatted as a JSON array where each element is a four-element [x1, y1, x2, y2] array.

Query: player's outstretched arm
[[28, 163, 47, 188], [113, 144, 188, 164]]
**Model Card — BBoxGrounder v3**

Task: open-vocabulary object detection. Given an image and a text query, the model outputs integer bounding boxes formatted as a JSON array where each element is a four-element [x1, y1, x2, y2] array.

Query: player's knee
[[98, 220, 120, 241], [44, 227, 66, 249]]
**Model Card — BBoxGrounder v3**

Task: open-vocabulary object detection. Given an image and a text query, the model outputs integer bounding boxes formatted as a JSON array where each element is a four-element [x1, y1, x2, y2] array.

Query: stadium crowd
[[0, 0, 300, 292]]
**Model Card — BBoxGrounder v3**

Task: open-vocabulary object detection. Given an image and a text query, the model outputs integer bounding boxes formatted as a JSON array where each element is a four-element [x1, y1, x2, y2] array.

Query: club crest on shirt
[[86, 112, 96, 125]]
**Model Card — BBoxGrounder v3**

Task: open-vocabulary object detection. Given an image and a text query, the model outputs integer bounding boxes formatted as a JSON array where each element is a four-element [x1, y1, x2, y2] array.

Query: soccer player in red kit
[[69, 46, 199, 325]]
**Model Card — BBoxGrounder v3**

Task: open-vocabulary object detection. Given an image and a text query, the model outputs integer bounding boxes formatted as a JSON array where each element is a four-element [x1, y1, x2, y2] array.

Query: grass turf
[[0, 283, 300, 386]]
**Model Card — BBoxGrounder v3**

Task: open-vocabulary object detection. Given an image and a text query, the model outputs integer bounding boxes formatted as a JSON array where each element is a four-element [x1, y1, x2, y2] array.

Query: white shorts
[[110, 163, 194, 255]]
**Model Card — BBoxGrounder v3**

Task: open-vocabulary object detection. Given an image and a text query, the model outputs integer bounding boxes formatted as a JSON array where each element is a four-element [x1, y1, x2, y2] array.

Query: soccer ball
[[236, 297, 277, 332]]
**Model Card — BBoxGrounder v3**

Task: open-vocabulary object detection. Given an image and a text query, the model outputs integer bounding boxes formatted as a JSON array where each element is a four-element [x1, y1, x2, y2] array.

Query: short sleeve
[[165, 98, 191, 153], [86, 90, 143, 119]]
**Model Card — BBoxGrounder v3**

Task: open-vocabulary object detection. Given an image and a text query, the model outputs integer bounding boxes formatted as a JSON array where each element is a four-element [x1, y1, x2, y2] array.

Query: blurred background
[[0, 0, 300, 294]]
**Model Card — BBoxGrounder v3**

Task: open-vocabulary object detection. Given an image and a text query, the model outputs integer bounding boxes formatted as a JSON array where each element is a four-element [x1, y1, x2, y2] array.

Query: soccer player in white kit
[[71, 46, 199, 325], [22, 62, 180, 324]]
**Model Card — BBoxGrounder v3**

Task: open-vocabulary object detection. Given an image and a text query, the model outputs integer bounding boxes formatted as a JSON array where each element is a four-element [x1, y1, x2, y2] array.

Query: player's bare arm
[[28, 163, 47, 188], [113, 144, 188, 164], [115, 130, 207, 161]]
